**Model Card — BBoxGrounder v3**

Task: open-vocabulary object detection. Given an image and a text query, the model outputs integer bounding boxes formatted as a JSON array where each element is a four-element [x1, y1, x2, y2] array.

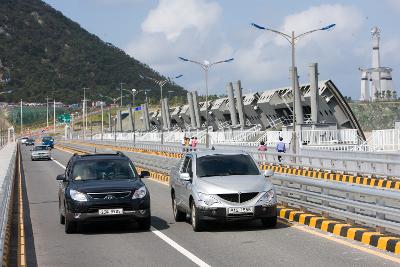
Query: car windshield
[[196, 154, 260, 177], [42, 137, 53, 141], [72, 159, 138, 181], [34, 146, 48, 151]]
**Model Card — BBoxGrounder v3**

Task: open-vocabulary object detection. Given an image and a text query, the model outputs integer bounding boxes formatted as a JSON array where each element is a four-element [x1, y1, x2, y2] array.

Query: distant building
[[360, 27, 396, 101]]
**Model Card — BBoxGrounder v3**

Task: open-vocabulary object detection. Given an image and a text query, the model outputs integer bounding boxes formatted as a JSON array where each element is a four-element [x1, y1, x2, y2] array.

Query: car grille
[[87, 191, 131, 200], [217, 193, 259, 203], [87, 203, 134, 213]]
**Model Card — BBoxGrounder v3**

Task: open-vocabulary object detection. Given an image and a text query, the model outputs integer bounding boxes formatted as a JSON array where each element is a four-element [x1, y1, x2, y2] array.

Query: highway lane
[[21, 145, 400, 266]]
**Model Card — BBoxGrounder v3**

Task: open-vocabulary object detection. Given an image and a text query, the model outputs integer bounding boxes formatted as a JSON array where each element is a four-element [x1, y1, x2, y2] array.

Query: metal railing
[[272, 173, 400, 234], [73, 139, 400, 179], [0, 143, 17, 261]]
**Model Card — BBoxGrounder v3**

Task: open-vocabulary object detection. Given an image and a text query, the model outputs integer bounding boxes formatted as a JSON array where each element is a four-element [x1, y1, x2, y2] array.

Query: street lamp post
[[82, 87, 89, 139], [140, 74, 182, 144], [101, 101, 104, 141], [46, 96, 49, 128], [178, 57, 234, 148], [251, 22, 335, 155], [20, 99, 23, 135]]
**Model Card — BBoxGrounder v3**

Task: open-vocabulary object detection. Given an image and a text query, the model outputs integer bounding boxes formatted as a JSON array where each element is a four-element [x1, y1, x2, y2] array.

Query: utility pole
[[83, 87, 89, 139], [101, 102, 104, 141], [46, 96, 49, 128], [53, 99, 56, 134], [20, 99, 23, 135]]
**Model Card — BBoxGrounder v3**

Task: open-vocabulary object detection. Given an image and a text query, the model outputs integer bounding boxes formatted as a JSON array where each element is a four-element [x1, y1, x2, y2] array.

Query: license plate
[[98, 208, 123, 215], [227, 207, 254, 214]]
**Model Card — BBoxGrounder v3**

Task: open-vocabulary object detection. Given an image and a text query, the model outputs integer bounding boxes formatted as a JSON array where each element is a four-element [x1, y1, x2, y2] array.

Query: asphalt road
[[20, 145, 400, 267]]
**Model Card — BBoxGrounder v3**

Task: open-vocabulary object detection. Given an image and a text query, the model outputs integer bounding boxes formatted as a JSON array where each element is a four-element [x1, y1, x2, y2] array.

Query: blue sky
[[43, 0, 400, 99]]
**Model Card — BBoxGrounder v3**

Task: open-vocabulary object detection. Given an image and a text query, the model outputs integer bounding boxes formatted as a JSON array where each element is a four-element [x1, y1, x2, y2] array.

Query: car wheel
[[59, 213, 65, 225], [31, 157, 34, 161], [137, 215, 151, 231], [65, 217, 77, 234], [261, 216, 277, 228], [191, 202, 204, 232], [172, 196, 186, 222]]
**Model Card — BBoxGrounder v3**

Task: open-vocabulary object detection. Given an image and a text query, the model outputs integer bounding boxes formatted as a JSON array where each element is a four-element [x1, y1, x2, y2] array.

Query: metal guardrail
[[272, 174, 400, 235], [0, 144, 17, 263], [79, 139, 400, 179]]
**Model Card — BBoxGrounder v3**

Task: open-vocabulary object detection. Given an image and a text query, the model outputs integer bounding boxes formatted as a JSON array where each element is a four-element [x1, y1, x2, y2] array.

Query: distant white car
[[31, 145, 51, 161], [21, 137, 29, 144]]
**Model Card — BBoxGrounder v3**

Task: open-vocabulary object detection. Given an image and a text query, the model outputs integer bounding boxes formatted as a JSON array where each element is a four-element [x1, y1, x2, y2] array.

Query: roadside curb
[[278, 207, 400, 254]]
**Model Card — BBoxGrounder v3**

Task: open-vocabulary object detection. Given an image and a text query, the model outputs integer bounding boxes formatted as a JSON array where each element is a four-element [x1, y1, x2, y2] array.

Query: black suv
[[57, 152, 151, 233]]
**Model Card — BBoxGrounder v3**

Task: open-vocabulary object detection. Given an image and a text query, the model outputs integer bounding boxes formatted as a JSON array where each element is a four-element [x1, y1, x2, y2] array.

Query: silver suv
[[169, 150, 277, 231]]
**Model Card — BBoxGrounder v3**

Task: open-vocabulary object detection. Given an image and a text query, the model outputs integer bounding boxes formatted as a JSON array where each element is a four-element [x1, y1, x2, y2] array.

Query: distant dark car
[[57, 152, 151, 234], [42, 136, 54, 148], [25, 138, 35, 146]]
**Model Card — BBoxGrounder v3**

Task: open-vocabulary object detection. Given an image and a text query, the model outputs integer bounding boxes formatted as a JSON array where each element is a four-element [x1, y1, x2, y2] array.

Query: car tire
[[65, 217, 77, 234], [137, 216, 151, 231], [191, 202, 204, 232], [261, 216, 277, 228], [172, 196, 186, 222]]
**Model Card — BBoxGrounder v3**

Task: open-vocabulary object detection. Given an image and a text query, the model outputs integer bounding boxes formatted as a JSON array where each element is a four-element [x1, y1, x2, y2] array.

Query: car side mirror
[[179, 173, 191, 181], [140, 170, 150, 178], [56, 174, 66, 181], [264, 170, 274, 177]]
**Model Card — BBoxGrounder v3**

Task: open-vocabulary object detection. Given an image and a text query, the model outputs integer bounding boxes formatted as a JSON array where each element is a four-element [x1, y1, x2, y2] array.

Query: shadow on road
[[192, 219, 291, 233], [79, 216, 169, 235]]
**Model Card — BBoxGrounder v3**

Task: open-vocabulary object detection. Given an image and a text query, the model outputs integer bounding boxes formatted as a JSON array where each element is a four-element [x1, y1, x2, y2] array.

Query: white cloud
[[141, 0, 221, 41], [279, 4, 363, 47]]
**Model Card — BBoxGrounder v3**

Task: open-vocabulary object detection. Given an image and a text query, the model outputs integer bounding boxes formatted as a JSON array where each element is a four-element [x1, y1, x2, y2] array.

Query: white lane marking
[[151, 227, 211, 267], [50, 157, 211, 267], [51, 158, 66, 169]]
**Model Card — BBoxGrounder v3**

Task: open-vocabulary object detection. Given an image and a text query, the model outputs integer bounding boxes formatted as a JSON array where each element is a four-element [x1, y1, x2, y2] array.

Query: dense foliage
[[350, 101, 400, 131], [0, 0, 186, 104]]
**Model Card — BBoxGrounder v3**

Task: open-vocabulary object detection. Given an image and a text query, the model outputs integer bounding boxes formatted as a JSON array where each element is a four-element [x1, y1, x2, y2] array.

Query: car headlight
[[70, 189, 88, 202], [256, 189, 275, 204], [198, 193, 220, 206], [132, 186, 147, 199]]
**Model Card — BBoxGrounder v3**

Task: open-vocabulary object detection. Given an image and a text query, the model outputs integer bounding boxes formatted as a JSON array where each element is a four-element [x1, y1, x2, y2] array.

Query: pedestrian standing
[[276, 137, 286, 162], [258, 141, 267, 161], [192, 136, 198, 151], [184, 137, 190, 152]]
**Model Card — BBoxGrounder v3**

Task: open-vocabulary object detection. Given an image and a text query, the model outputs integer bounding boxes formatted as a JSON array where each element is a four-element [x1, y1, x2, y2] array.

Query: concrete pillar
[[192, 91, 201, 128], [360, 71, 369, 101], [292, 67, 304, 124], [128, 105, 134, 131], [160, 99, 167, 130], [233, 80, 245, 128], [117, 110, 123, 132], [226, 82, 237, 127], [163, 98, 171, 129], [309, 63, 319, 123], [145, 103, 151, 131], [108, 112, 112, 132], [187, 92, 196, 129]]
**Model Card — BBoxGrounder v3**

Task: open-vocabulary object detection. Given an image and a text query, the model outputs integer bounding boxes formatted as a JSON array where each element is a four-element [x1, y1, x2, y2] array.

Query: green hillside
[[0, 0, 186, 104], [350, 101, 400, 131]]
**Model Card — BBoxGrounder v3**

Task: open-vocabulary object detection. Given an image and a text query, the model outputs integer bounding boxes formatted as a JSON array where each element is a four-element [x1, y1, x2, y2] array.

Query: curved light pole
[[140, 74, 182, 144], [251, 22, 335, 155], [178, 57, 234, 148]]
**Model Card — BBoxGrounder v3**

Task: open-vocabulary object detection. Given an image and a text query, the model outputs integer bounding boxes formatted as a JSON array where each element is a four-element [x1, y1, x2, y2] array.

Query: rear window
[[72, 159, 138, 181], [196, 154, 260, 177]]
